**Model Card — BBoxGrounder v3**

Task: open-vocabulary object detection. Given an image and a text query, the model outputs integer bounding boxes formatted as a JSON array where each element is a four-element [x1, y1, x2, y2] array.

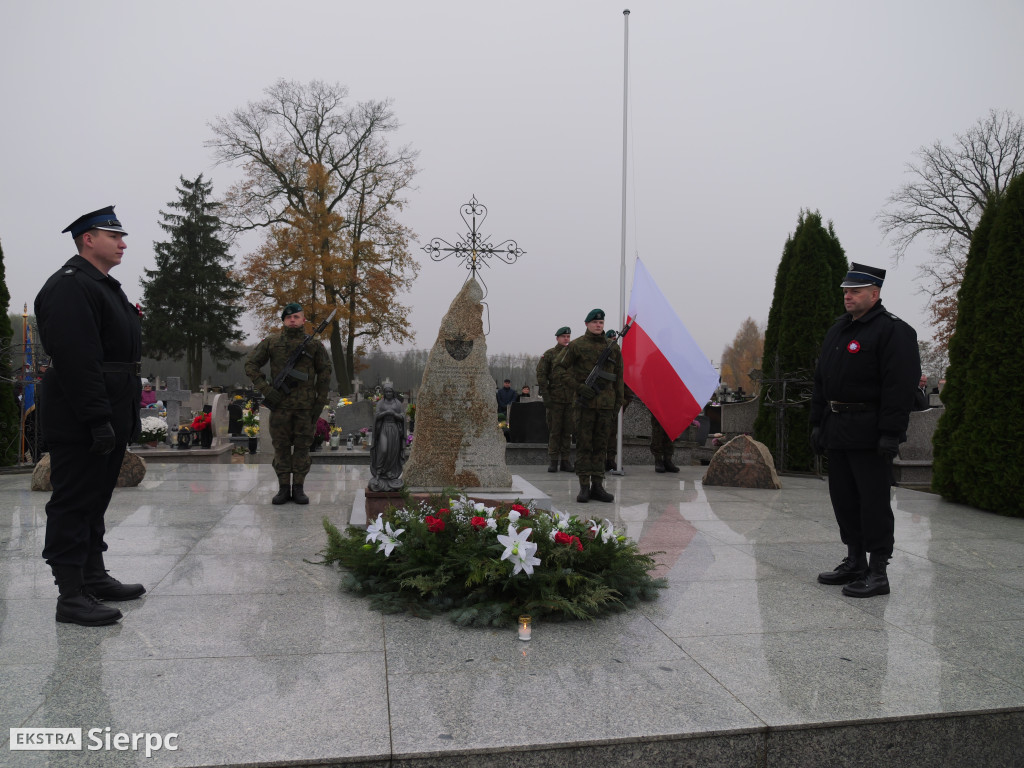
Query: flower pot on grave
[[248, 437, 258, 454], [329, 435, 341, 449], [177, 430, 191, 449]]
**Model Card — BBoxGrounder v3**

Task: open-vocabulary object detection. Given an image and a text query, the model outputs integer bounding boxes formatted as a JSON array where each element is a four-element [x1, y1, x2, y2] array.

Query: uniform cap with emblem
[[840, 263, 885, 288], [555, 326, 571, 336], [281, 302, 303, 320], [62, 205, 127, 238], [585, 308, 605, 322]]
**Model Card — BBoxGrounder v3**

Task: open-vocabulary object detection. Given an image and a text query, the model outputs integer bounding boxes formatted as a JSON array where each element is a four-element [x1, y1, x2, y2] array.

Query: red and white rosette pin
[[847, 340, 861, 354]]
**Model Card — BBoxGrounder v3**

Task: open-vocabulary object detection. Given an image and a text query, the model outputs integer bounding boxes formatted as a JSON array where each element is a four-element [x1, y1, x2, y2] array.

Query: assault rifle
[[270, 309, 336, 398], [576, 317, 633, 406]]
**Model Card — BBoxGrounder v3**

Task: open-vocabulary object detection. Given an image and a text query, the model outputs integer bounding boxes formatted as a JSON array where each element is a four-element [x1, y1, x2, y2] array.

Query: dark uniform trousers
[[576, 408, 615, 480], [545, 402, 573, 458], [826, 448, 895, 558], [650, 414, 673, 457], [42, 441, 128, 567], [270, 409, 316, 484]]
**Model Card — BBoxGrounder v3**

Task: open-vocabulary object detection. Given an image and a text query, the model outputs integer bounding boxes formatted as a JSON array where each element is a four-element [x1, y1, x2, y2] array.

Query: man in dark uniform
[[650, 412, 679, 473], [554, 309, 623, 503], [810, 263, 920, 598], [35, 206, 146, 626], [245, 303, 332, 505], [536, 326, 574, 473]]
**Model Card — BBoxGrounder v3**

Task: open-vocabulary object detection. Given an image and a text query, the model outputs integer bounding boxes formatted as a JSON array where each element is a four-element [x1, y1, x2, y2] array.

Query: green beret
[[585, 308, 605, 323], [281, 302, 303, 320], [555, 326, 571, 336], [605, 330, 617, 338]]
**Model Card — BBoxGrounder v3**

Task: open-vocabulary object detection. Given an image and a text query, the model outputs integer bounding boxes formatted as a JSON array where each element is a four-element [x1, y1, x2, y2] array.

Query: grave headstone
[[507, 400, 548, 443], [210, 393, 230, 439], [702, 435, 781, 489], [720, 398, 758, 435], [258, 406, 274, 456], [335, 400, 376, 435], [161, 377, 192, 446], [351, 376, 363, 401], [228, 401, 243, 436]]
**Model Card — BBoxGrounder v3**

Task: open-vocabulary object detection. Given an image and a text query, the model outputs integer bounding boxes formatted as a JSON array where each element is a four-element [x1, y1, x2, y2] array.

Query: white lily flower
[[376, 521, 405, 557], [508, 510, 521, 524], [366, 514, 385, 544], [552, 509, 572, 529], [589, 518, 616, 544], [496, 523, 541, 576]]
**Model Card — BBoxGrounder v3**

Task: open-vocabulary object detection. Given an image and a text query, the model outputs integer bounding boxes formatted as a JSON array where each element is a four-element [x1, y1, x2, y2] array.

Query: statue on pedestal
[[368, 387, 406, 492]]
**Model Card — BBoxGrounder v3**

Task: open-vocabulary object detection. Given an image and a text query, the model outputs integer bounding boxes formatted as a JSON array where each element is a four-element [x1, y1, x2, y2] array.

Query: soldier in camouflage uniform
[[245, 303, 332, 505], [536, 325, 574, 473], [650, 413, 679, 472], [554, 309, 623, 503]]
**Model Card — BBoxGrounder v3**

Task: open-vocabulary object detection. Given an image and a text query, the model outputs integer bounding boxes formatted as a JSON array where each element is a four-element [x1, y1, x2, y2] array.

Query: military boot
[[547, 459, 559, 473], [272, 482, 291, 505], [605, 458, 617, 471], [559, 458, 575, 472], [589, 479, 614, 503], [576, 478, 591, 503], [52, 565, 122, 626], [83, 552, 145, 601], [654, 457, 666, 473], [663, 455, 680, 473], [291, 484, 309, 505], [817, 548, 868, 585], [842, 554, 890, 598]]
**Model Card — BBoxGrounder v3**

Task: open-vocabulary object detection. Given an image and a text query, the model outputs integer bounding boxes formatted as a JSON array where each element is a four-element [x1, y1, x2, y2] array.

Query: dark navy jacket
[[34, 255, 142, 444], [810, 301, 920, 451]]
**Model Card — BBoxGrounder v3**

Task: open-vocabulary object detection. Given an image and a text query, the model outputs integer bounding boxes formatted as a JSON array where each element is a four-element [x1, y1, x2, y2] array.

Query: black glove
[[263, 388, 284, 409], [810, 427, 823, 456], [90, 422, 116, 455], [577, 384, 597, 401], [877, 435, 899, 460]]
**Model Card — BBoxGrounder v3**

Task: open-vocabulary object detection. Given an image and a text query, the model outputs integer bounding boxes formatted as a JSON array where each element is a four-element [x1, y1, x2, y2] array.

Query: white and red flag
[[622, 258, 719, 440]]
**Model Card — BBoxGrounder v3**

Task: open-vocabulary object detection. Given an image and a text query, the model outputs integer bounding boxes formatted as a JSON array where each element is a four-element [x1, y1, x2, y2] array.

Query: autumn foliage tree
[[719, 317, 763, 394], [209, 80, 419, 394]]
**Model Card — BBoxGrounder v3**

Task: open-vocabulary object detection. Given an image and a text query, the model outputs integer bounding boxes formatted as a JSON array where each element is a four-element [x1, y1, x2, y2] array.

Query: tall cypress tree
[[933, 174, 1024, 515], [140, 175, 245, 391], [753, 210, 846, 471], [0, 238, 21, 465]]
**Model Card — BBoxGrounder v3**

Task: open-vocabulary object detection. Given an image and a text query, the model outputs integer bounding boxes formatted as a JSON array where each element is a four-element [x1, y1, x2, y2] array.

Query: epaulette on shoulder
[[62, 266, 78, 276], [886, 311, 902, 321]]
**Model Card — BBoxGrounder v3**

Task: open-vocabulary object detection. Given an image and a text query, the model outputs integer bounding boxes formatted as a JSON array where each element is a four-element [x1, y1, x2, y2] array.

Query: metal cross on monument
[[421, 196, 525, 287]]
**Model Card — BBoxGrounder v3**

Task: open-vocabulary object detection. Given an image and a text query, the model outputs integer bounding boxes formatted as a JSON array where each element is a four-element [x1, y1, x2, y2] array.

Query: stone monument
[[403, 278, 513, 488]]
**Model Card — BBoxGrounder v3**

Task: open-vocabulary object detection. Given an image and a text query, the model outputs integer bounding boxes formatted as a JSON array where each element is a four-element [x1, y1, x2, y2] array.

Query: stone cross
[[161, 377, 192, 446], [351, 376, 362, 400]]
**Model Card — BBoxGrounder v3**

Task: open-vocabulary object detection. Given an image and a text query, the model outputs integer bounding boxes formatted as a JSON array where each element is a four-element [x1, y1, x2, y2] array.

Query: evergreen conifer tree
[[931, 197, 1000, 503], [753, 211, 846, 471], [0, 238, 21, 465], [933, 174, 1024, 516], [140, 175, 245, 391]]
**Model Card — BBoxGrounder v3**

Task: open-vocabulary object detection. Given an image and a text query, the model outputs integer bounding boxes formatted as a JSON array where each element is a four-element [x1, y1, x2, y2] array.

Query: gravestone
[[33, 451, 146, 490], [403, 278, 512, 488], [210, 393, 230, 438], [188, 393, 206, 418], [258, 406, 273, 456], [161, 378, 192, 446], [702, 435, 781, 489], [893, 407, 942, 486], [507, 400, 548, 443], [720, 399, 758, 435], [351, 376, 363, 401], [228, 401, 243, 436], [335, 400, 376, 435]]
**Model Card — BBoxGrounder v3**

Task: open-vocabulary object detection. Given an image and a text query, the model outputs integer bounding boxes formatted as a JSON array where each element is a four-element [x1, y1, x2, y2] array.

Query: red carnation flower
[[437, 508, 451, 517], [511, 503, 530, 517], [425, 515, 445, 533], [470, 516, 487, 530]]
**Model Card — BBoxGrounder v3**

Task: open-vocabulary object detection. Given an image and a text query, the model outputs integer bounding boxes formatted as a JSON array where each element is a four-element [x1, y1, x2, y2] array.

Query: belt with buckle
[[829, 401, 875, 413], [100, 361, 142, 376]]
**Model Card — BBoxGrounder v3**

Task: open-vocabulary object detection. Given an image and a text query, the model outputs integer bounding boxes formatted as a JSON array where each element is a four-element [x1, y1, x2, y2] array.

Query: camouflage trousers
[[269, 409, 316, 484], [545, 401, 573, 458], [650, 413, 674, 458], [575, 407, 615, 480]]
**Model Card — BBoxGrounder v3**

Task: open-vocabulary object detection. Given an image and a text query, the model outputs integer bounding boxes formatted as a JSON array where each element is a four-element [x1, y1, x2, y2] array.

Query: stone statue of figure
[[368, 387, 407, 492]]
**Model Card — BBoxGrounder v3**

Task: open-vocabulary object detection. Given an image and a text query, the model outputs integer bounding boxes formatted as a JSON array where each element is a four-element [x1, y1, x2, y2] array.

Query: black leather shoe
[[576, 483, 591, 503], [589, 481, 614, 503], [84, 573, 145, 601], [559, 459, 575, 472], [272, 484, 291, 505], [817, 556, 867, 585], [654, 458, 666, 473], [292, 484, 309, 504], [663, 456, 680, 473], [843, 559, 890, 597], [605, 459, 616, 471], [57, 592, 122, 626], [547, 460, 559, 473]]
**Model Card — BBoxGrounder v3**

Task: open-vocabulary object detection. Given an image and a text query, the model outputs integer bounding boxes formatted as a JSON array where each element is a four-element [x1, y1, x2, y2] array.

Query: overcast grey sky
[[3, 1, 1022, 368]]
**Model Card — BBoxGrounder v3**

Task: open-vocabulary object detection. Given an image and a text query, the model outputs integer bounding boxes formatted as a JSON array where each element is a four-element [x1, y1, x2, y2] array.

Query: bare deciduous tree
[[878, 109, 1024, 348]]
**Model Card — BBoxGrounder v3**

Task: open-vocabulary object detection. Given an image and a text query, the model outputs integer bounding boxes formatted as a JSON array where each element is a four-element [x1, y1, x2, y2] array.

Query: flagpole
[[614, 8, 630, 476], [20, 303, 27, 464]]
